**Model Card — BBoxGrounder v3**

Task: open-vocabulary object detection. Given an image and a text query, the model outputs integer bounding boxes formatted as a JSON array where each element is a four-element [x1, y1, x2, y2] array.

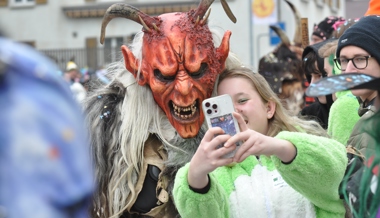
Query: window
[[10, 0, 35, 7]]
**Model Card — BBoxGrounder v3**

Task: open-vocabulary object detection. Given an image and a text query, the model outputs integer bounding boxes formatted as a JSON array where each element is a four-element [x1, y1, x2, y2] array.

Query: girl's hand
[[188, 127, 236, 189], [225, 112, 296, 163]]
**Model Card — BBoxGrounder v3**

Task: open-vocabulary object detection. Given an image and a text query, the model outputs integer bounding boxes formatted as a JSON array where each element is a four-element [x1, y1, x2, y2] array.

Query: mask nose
[[175, 72, 193, 95]]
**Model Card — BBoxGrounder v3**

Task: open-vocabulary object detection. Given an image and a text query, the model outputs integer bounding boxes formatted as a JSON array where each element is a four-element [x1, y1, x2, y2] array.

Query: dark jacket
[[300, 39, 335, 129], [346, 98, 377, 157], [300, 97, 332, 129]]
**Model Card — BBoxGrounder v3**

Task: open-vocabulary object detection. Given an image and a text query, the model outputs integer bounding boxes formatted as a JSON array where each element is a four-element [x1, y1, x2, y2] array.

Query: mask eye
[[191, 63, 208, 79], [154, 69, 175, 82]]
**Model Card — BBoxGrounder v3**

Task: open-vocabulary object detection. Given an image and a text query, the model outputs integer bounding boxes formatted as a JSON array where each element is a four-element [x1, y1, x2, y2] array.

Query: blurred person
[[64, 61, 87, 103], [0, 35, 94, 218], [300, 39, 334, 129], [311, 16, 346, 45]]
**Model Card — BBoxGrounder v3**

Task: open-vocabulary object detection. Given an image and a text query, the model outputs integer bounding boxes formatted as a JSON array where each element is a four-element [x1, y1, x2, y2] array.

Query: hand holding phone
[[202, 94, 241, 158]]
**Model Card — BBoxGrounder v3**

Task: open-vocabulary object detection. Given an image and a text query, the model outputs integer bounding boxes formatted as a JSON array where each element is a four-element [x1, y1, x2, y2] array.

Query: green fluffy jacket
[[173, 131, 347, 218], [328, 91, 360, 145]]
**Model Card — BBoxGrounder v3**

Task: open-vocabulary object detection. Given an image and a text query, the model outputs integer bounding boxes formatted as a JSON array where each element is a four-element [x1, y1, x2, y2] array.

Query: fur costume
[[258, 0, 305, 116], [173, 131, 347, 218], [84, 1, 242, 217]]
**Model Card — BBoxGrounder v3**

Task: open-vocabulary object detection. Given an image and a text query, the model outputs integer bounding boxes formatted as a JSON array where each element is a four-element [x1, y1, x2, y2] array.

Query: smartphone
[[202, 94, 241, 158]]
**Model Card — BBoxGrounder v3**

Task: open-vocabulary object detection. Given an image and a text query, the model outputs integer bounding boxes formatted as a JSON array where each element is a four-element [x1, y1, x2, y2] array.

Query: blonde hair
[[319, 39, 338, 58], [217, 67, 329, 137]]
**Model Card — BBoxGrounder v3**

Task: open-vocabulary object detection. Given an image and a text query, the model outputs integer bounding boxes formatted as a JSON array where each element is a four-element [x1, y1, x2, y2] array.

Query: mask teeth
[[172, 101, 196, 119]]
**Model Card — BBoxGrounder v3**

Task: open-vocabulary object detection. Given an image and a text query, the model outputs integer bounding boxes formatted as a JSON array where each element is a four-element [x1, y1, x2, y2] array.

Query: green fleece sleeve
[[172, 163, 230, 218], [273, 131, 347, 217], [328, 91, 360, 145]]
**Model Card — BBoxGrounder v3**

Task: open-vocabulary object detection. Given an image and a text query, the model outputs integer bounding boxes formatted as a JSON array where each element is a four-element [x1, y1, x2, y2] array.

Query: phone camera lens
[[207, 109, 212, 114], [205, 102, 210, 107], [212, 104, 217, 109]]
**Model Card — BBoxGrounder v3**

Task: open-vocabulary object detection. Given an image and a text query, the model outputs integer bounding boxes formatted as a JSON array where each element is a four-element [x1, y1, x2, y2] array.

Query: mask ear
[[121, 45, 147, 85], [215, 30, 231, 72]]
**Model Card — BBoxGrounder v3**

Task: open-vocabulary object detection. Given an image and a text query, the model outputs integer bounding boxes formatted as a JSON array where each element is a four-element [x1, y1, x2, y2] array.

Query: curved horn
[[221, 0, 237, 23], [270, 25, 291, 46], [100, 3, 157, 44], [284, 0, 302, 45], [193, 0, 237, 23]]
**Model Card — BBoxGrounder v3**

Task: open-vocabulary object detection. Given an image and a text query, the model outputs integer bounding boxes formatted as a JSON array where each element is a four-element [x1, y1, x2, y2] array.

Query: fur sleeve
[[273, 131, 347, 217], [328, 91, 360, 145], [173, 163, 230, 218], [83, 76, 127, 218]]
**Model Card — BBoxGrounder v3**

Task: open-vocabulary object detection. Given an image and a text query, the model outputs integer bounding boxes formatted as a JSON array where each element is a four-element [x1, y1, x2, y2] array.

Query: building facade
[[0, 0, 360, 71]]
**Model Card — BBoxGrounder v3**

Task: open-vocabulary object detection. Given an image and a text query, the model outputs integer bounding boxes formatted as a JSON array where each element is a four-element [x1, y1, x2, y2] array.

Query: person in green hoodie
[[318, 37, 360, 145], [173, 66, 347, 218]]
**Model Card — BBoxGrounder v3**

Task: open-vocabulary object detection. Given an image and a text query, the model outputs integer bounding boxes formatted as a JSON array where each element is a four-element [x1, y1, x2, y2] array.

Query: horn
[[100, 3, 157, 44], [284, 0, 302, 45], [221, 0, 237, 23], [270, 25, 290, 46], [193, 0, 237, 23]]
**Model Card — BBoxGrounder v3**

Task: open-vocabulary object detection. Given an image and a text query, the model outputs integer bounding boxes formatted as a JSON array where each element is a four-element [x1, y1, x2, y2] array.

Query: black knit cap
[[336, 15, 380, 65]]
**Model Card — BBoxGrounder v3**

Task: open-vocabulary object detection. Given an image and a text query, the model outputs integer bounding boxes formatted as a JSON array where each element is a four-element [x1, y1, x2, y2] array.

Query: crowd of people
[[1, 0, 380, 217]]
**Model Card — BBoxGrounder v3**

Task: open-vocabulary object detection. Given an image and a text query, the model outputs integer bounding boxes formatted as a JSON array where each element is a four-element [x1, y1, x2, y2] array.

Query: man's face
[[340, 45, 380, 101]]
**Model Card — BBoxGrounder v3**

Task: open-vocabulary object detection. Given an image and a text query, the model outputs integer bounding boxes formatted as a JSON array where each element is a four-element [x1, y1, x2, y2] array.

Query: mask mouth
[[170, 99, 199, 123]]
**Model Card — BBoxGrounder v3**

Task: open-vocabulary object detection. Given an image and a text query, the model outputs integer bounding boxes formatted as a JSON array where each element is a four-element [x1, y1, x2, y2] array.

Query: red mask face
[[122, 12, 231, 138]]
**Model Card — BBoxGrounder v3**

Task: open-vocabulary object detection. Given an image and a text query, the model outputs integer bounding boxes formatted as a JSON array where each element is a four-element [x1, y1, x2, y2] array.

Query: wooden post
[[301, 18, 309, 48], [0, 0, 7, 7]]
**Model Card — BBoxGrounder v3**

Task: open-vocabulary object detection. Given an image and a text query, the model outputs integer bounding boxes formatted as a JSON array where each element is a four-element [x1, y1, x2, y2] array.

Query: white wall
[[0, 0, 346, 69]]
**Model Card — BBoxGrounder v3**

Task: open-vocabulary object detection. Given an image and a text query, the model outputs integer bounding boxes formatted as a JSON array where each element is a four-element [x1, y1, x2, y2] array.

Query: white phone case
[[202, 94, 241, 158]]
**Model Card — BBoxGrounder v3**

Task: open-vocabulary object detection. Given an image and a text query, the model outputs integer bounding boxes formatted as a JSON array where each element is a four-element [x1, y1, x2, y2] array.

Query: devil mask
[[100, 1, 236, 138]]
